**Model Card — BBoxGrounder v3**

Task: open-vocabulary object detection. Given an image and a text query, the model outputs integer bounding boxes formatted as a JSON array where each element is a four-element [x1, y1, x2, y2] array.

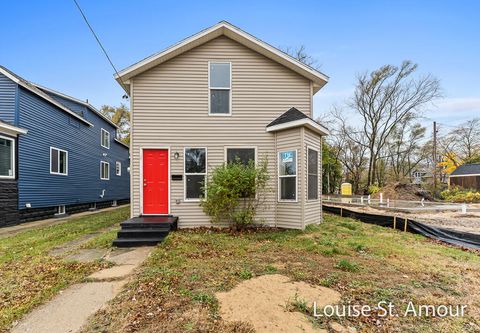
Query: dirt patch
[[216, 274, 341, 333], [372, 182, 433, 201]]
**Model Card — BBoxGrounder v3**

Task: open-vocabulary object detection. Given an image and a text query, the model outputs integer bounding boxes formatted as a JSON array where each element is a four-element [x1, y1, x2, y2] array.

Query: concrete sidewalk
[[11, 246, 152, 333], [0, 205, 129, 239]]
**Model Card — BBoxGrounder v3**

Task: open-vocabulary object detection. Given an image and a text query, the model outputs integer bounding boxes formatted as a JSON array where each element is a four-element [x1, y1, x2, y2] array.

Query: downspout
[[129, 80, 134, 219], [301, 127, 305, 230], [274, 131, 277, 228]]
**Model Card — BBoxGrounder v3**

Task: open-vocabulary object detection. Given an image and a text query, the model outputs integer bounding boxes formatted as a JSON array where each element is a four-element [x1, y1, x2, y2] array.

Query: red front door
[[143, 149, 169, 214]]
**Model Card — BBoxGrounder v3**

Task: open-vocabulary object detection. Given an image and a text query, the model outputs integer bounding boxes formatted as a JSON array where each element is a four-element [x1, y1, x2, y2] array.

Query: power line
[[72, 0, 128, 95]]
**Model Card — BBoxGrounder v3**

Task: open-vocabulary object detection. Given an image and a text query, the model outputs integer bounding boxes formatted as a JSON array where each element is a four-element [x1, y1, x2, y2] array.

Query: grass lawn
[[0, 206, 129, 332], [83, 213, 480, 333]]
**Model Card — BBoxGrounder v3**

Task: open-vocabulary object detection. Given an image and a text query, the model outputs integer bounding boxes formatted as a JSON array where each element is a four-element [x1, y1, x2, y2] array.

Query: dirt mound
[[372, 182, 433, 201], [216, 274, 341, 333]]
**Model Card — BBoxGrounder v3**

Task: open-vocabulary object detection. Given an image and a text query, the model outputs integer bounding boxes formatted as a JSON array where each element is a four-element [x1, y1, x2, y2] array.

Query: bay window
[[279, 150, 297, 201], [307, 148, 319, 200]]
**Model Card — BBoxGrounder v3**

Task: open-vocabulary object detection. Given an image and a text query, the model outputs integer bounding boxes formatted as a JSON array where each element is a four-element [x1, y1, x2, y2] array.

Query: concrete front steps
[[112, 216, 178, 247]]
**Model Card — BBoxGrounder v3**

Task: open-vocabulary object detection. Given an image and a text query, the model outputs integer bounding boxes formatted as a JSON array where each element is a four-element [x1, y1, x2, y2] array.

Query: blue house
[[0, 66, 130, 226]]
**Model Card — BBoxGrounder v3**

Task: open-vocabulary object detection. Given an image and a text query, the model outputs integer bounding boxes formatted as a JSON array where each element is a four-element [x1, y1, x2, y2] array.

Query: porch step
[[117, 228, 170, 239], [112, 237, 166, 247], [112, 215, 178, 247]]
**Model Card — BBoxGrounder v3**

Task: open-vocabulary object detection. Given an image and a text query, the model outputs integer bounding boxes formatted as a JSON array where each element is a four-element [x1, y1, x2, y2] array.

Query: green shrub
[[440, 187, 480, 203], [200, 158, 270, 229], [335, 259, 359, 272], [368, 184, 380, 195]]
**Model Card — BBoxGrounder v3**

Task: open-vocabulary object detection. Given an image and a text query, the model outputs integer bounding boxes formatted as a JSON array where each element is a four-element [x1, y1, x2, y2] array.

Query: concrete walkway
[[11, 247, 153, 333], [0, 205, 128, 239]]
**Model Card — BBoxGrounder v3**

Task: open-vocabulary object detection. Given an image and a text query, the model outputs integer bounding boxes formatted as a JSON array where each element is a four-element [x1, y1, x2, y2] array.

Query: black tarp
[[323, 205, 480, 250]]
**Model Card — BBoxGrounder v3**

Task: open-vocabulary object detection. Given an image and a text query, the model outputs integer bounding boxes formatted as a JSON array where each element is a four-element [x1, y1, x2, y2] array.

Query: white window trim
[[100, 161, 110, 180], [278, 149, 298, 203], [208, 61, 232, 116], [101, 128, 110, 149], [184, 147, 208, 202], [116, 161, 122, 176], [307, 146, 320, 201], [224, 146, 257, 165], [50, 147, 68, 176], [0, 134, 15, 179]]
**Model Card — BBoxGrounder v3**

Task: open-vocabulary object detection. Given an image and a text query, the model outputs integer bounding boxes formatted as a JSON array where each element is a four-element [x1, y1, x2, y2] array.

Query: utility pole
[[433, 121, 437, 192]]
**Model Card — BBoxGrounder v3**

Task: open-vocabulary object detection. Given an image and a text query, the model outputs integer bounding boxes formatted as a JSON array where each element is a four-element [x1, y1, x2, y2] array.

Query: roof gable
[[116, 21, 329, 93], [450, 164, 480, 176], [0, 66, 93, 127], [266, 107, 329, 136]]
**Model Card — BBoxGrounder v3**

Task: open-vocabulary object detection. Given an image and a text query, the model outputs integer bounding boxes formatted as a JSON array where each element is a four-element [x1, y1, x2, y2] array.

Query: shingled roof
[[267, 107, 309, 127], [450, 164, 480, 176], [265, 107, 329, 136]]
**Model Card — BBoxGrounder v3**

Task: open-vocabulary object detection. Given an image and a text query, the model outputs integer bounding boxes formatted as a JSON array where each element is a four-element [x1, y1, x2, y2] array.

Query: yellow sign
[[341, 183, 352, 196]]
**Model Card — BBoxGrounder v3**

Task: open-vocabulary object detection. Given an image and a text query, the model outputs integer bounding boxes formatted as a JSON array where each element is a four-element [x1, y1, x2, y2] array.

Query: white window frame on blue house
[[116, 161, 122, 176], [100, 161, 110, 180], [0, 134, 15, 179], [101, 128, 110, 149], [50, 147, 68, 176]]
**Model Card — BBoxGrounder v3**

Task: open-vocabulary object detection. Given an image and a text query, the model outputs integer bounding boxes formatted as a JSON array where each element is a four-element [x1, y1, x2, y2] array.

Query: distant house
[[0, 66, 130, 227], [114, 21, 329, 231], [449, 164, 480, 190]]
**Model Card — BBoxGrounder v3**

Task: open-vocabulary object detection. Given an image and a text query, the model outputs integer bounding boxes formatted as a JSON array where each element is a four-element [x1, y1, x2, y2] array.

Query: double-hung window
[[100, 161, 110, 180], [116, 161, 121, 176], [185, 148, 207, 200], [50, 147, 68, 176], [101, 128, 110, 149], [226, 147, 255, 166], [0, 135, 14, 179], [209, 62, 231, 115], [279, 150, 297, 201], [307, 148, 319, 200]]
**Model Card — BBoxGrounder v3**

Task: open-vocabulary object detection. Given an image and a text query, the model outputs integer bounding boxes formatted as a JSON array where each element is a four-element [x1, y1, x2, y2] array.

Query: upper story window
[[209, 62, 231, 115], [0, 135, 14, 179], [50, 147, 68, 176], [101, 128, 110, 149]]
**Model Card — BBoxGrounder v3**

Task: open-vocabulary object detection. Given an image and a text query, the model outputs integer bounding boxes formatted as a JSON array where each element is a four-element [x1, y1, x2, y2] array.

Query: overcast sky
[[2, 0, 479, 135]]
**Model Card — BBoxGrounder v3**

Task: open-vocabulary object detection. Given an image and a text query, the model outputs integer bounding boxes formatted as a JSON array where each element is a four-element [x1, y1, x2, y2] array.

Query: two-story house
[[114, 21, 328, 232], [0, 66, 130, 226]]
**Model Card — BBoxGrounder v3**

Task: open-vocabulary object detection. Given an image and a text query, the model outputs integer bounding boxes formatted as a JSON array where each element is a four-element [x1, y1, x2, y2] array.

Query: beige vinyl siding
[[304, 128, 322, 226], [131, 36, 311, 227], [276, 128, 303, 229]]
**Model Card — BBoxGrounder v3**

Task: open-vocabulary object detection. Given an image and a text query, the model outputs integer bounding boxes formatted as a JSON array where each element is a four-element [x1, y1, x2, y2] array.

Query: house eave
[[0, 122, 28, 136], [114, 138, 129, 149], [115, 21, 329, 93], [266, 118, 329, 136], [32, 83, 120, 129], [0, 67, 94, 127]]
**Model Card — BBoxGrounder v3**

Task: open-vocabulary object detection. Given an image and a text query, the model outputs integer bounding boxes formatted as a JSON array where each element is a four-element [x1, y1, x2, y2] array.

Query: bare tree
[[385, 121, 427, 181], [328, 115, 369, 193], [279, 45, 321, 70], [449, 118, 480, 160], [336, 61, 441, 188]]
